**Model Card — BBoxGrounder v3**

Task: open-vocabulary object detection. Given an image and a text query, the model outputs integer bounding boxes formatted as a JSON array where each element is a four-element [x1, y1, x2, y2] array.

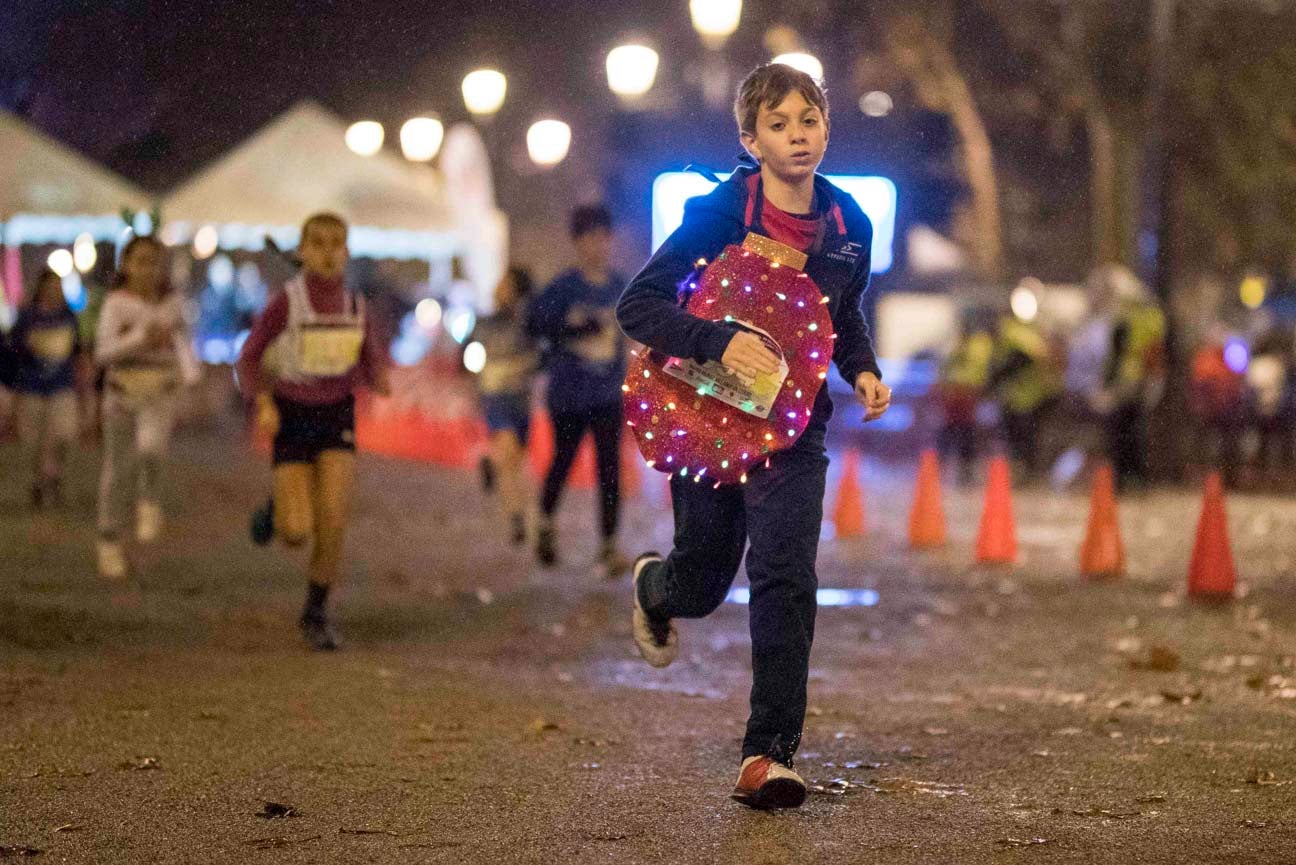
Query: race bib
[[297, 325, 364, 377], [108, 367, 179, 399], [28, 326, 75, 363], [661, 322, 788, 419], [568, 308, 620, 365]]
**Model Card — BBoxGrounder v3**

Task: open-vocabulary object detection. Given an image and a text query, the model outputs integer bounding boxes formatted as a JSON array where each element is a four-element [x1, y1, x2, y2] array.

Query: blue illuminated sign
[[651, 171, 897, 273]]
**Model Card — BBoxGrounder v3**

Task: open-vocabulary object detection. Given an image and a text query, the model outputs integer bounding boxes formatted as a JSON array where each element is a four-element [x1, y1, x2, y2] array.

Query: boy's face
[[573, 226, 613, 274], [741, 90, 828, 186], [300, 221, 349, 279]]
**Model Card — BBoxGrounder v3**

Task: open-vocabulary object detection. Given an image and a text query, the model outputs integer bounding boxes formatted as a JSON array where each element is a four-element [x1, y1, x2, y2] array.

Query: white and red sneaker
[[731, 756, 807, 810]]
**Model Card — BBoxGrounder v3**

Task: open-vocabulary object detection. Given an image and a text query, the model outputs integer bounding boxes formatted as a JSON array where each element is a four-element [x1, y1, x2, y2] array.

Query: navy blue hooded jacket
[[616, 165, 880, 430]]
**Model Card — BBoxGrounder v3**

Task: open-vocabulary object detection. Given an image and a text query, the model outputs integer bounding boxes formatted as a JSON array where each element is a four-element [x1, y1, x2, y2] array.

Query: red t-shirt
[[761, 198, 822, 253]]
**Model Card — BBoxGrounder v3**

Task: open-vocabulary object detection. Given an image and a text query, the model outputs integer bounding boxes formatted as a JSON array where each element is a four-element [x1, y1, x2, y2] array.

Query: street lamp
[[345, 120, 385, 156], [527, 119, 572, 167], [47, 249, 74, 278], [400, 116, 445, 162], [73, 233, 97, 273], [193, 225, 219, 260], [606, 44, 659, 98], [690, 0, 742, 48], [1010, 280, 1041, 323], [859, 91, 894, 118], [462, 69, 508, 117], [772, 52, 824, 83]]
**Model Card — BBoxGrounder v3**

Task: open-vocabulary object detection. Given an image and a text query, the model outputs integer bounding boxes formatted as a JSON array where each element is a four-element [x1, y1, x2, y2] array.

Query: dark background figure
[[1189, 328, 1245, 487], [527, 205, 628, 577], [937, 310, 994, 484], [987, 313, 1061, 481], [1245, 326, 1293, 488], [1094, 266, 1166, 491]]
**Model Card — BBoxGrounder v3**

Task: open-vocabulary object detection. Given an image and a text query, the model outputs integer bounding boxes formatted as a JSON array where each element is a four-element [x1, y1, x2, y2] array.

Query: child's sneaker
[[249, 498, 274, 546], [536, 520, 557, 567], [730, 756, 807, 810], [299, 613, 341, 651], [631, 552, 677, 668], [135, 500, 163, 544], [599, 540, 629, 580], [96, 538, 128, 581]]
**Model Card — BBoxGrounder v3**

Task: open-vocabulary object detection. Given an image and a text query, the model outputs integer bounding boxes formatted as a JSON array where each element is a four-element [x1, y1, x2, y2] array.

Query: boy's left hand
[[854, 372, 892, 422]]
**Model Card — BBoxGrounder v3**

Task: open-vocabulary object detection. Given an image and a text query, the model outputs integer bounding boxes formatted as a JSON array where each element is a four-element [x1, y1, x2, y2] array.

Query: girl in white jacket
[[94, 235, 199, 579]]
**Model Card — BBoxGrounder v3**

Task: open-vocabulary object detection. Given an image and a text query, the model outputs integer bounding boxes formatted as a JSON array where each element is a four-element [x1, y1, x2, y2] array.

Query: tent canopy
[[0, 111, 151, 218], [164, 101, 452, 237], [0, 111, 151, 246]]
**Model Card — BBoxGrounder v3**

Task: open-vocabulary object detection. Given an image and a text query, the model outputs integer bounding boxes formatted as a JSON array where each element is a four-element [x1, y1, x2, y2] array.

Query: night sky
[[6, 2, 1061, 277]]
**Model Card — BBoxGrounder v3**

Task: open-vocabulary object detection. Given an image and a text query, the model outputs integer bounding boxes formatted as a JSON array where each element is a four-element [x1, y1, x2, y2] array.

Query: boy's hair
[[569, 205, 613, 239], [734, 63, 830, 135], [300, 211, 348, 243]]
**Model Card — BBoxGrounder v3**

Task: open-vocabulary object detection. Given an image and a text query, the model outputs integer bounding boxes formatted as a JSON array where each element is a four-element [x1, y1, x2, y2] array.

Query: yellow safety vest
[[942, 332, 994, 389], [1116, 301, 1166, 388], [995, 317, 1061, 413]]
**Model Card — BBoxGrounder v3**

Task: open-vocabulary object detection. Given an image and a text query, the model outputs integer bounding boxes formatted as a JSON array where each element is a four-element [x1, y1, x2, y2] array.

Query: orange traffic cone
[[832, 450, 866, 539], [1188, 472, 1236, 600], [1079, 463, 1125, 579], [976, 456, 1017, 564], [909, 449, 947, 548]]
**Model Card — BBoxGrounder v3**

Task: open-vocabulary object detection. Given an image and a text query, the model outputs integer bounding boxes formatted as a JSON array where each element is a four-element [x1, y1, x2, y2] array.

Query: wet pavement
[[3, 416, 1296, 863]]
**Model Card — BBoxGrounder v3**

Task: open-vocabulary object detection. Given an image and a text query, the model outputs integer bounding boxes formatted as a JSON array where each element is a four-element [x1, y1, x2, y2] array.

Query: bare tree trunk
[[1085, 105, 1122, 267], [883, 10, 1003, 280]]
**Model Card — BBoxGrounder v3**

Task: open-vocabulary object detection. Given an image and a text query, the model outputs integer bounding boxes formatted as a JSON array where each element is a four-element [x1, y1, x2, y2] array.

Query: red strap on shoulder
[[743, 173, 760, 229]]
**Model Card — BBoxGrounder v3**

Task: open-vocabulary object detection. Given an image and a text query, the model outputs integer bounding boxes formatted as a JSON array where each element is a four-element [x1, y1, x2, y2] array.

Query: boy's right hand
[[721, 332, 781, 380], [254, 394, 280, 438]]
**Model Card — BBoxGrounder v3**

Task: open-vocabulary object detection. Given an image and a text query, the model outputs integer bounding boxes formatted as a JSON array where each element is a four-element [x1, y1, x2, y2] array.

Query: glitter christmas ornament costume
[[624, 233, 835, 486]]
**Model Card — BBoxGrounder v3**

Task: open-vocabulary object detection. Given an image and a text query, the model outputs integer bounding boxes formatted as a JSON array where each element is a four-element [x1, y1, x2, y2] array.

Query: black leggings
[[540, 402, 622, 538]]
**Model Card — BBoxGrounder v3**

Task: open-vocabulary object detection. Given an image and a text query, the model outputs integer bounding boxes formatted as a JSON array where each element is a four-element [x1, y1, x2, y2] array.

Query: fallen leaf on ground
[[0, 847, 45, 858], [808, 777, 870, 797], [1128, 646, 1180, 672], [256, 802, 298, 819], [528, 718, 561, 735], [1159, 686, 1203, 704], [997, 838, 1048, 847], [1246, 768, 1287, 786], [117, 757, 159, 771]]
